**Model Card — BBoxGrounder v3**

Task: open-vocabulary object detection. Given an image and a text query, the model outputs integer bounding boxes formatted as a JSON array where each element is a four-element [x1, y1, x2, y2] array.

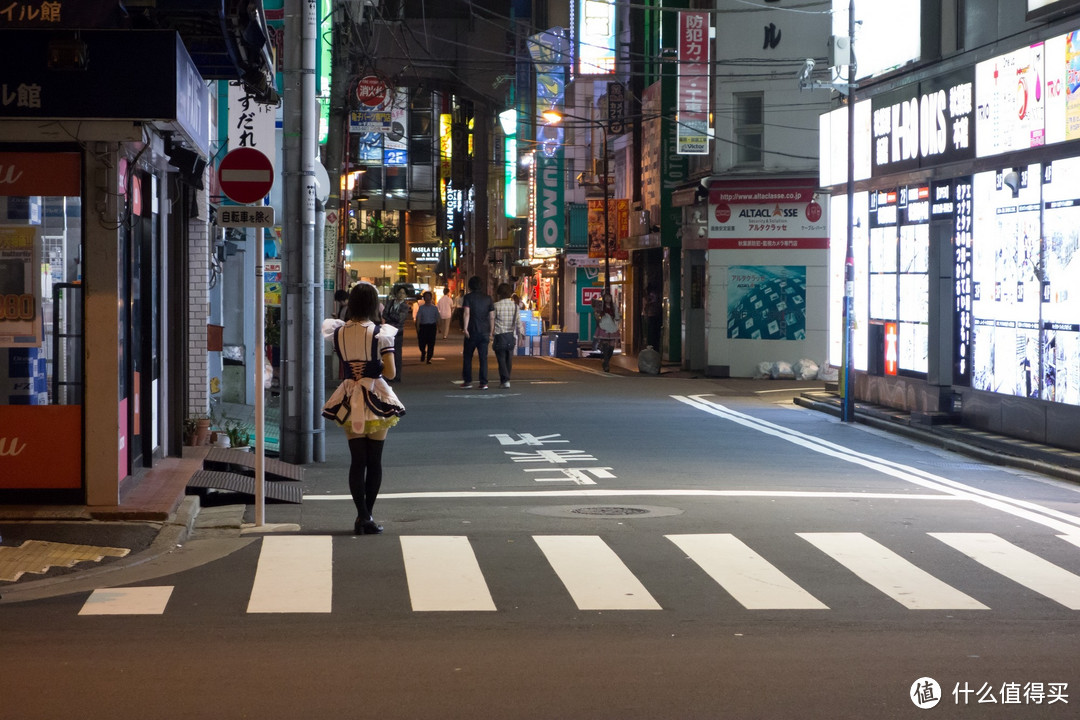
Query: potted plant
[[223, 418, 251, 450], [184, 414, 211, 446]]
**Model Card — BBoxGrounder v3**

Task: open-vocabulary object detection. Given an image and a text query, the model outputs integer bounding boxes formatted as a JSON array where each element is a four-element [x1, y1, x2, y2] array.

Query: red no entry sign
[[355, 75, 388, 108], [218, 147, 274, 204]]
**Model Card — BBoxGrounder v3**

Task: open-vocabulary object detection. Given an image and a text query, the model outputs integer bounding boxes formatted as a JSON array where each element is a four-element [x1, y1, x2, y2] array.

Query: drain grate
[[571, 506, 651, 516]]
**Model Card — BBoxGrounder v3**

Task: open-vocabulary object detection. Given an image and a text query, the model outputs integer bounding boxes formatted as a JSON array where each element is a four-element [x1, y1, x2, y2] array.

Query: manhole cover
[[571, 506, 651, 516], [527, 505, 684, 520]]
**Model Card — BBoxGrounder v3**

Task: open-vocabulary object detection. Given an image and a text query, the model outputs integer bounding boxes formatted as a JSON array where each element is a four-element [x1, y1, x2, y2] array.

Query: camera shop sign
[[871, 68, 975, 177]]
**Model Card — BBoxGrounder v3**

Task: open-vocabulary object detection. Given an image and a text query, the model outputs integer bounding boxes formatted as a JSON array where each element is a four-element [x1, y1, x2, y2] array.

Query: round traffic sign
[[218, 147, 274, 204], [355, 75, 388, 108]]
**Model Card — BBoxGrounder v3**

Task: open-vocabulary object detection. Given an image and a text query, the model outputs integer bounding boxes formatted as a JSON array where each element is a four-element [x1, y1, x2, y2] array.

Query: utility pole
[[281, 0, 319, 463]]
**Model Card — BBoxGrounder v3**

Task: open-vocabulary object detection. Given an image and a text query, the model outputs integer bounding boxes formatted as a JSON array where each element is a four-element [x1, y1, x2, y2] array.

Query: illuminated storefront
[[823, 24, 1080, 450]]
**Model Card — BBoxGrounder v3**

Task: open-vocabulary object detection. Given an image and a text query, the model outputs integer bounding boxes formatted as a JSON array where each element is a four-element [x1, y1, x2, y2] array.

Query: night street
[[3, 356, 1079, 719]]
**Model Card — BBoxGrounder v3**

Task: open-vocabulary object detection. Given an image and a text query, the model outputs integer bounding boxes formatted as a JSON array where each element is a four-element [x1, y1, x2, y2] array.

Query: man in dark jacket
[[460, 275, 494, 389]]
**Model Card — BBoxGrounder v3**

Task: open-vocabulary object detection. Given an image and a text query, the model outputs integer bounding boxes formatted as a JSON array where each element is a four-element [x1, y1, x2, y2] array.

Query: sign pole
[[254, 230, 266, 525]]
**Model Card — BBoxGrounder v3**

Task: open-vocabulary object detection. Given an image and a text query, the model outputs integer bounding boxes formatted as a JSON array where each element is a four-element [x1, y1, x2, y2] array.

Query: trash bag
[[638, 346, 661, 375], [792, 358, 820, 381], [755, 361, 773, 379], [770, 361, 795, 379]]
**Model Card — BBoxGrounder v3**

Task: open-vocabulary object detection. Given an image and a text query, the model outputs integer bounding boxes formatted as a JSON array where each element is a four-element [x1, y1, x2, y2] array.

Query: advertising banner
[[587, 197, 629, 260], [0, 226, 40, 347], [709, 181, 828, 249], [0, 406, 82, 489], [677, 11, 710, 154], [726, 266, 807, 340]]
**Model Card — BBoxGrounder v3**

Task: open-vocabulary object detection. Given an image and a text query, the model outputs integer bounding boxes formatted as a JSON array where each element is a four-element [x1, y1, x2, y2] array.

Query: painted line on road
[[79, 586, 174, 615], [668, 533, 828, 610], [534, 535, 661, 610], [304, 490, 964, 501], [931, 532, 1080, 610], [543, 357, 613, 376], [400, 536, 496, 611], [799, 532, 987, 610], [247, 535, 332, 613], [672, 394, 1080, 535]]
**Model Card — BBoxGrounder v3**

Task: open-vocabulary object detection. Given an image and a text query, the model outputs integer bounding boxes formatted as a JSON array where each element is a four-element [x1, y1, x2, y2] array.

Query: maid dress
[[322, 319, 406, 436]]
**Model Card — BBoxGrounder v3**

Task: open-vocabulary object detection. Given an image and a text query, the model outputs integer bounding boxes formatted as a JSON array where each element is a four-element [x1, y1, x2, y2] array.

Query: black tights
[[347, 436, 385, 519]]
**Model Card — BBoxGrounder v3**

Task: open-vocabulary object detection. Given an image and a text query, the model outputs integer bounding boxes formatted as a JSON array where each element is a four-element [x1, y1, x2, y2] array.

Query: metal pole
[[254, 231, 265, 525], [842, 0, 856, 422]]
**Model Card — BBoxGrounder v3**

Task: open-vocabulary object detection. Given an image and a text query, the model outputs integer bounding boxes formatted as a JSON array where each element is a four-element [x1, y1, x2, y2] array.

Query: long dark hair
[[347, 282, 381, 322]]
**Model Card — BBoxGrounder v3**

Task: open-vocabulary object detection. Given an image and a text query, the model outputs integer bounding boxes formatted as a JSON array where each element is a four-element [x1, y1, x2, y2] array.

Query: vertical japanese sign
[[677, 11, 710, 154], [228, 82, 277, 154], [0, 226, 40, 347], [587, 198, 629, 260]]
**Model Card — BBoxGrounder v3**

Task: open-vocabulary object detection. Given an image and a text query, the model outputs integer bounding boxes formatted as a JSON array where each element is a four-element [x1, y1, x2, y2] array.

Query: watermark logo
[[912, 677, 942, 709]]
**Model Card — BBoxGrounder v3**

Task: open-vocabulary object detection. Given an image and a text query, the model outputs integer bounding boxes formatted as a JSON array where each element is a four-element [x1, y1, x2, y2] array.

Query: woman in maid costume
[[322, 282, 406, 534]]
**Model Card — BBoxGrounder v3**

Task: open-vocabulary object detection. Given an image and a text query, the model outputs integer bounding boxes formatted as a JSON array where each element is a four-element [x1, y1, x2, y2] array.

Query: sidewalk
[[4, 339, 1080, 592]]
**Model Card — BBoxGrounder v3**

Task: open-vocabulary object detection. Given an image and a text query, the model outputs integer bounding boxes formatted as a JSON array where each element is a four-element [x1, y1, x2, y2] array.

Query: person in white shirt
[[437, 286, 454, 338]]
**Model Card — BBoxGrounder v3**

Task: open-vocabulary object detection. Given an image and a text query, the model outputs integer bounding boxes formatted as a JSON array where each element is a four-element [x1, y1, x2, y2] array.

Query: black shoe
[[361, 519, 383, 535]]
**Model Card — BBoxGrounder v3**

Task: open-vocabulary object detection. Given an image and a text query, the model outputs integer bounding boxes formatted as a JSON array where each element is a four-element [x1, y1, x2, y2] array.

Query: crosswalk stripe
[[247, 535, 332, 613], [1059, 534, 1080, 551], [931, 533, 1080, 610], [533, 535, 661, 610], [400, 536, 497, 611], [79, 586, 174, 615], [799, 532, 988, 610], [668, 534, 828, 610]]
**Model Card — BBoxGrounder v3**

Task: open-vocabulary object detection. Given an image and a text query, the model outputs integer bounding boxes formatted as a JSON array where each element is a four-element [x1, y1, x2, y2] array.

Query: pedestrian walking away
[[594, 291, 620, 373], [437, 286, 454, 339], [415, 290, 440, 363], [382, 286, 409, 382], [460, 275, 494, 389], [492, 282, 523, 388], [322, 282, 406, 535]]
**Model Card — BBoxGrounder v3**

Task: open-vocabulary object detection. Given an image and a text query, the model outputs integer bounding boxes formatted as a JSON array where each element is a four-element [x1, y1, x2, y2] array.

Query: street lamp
[[542, 109, 611, 292]]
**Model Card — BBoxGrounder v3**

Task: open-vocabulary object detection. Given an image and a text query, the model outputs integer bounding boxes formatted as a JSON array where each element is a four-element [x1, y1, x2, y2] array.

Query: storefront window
[[0, 151, 84, 495]]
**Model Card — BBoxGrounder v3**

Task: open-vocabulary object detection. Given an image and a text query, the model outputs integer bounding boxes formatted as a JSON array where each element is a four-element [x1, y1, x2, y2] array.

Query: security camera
[[798, 58, 815, 83]]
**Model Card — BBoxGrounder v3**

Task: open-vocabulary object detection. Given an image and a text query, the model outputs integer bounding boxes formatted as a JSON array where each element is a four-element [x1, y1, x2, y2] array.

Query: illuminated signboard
[[1028, 0, 1080, 19], [870, 69, 974, 177], [833, 0, 920, 79], [677, 11, 710, 155], [975, 43, 1046, 157], [827, 192, 870, 371], [578, 0, 616, 75]]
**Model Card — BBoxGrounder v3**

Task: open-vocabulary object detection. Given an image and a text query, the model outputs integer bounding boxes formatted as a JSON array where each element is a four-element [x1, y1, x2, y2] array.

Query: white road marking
[[1058, 534, 1080, 550], [247, 535, 332, 613], [799, 532, 988, 610], [79, 586, 174, 615], [305, 490, 961, 501], [668, 533, 828, 610], [931, 532, 1080, 610], [534, 535, 661, 610], [400, 536, 496, 611], [673, 394, 1080, 535]]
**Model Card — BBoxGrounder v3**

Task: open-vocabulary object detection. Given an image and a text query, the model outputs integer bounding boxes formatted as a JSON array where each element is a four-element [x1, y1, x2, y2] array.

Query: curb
[[0, 495, 202, 604]]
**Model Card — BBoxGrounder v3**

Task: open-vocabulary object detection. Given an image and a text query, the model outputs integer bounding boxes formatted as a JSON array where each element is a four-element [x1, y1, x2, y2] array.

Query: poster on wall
[[975, 43, 1046, 157], [1038, 156, 1080, 404], [0, 225, 41, 348], [727, 266, 807, 340], [971, 164, 1043, 397]]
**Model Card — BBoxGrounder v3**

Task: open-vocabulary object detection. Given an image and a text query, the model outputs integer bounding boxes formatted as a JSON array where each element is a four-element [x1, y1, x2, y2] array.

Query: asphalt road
[[2, 353, 1080, 719]]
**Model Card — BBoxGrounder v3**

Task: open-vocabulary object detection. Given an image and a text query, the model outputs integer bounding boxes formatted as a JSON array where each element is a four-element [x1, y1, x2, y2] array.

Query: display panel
[[975, 43, 1046, 157], [1039, 156, 1080, 403], [971, 164, 1043, 397]]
